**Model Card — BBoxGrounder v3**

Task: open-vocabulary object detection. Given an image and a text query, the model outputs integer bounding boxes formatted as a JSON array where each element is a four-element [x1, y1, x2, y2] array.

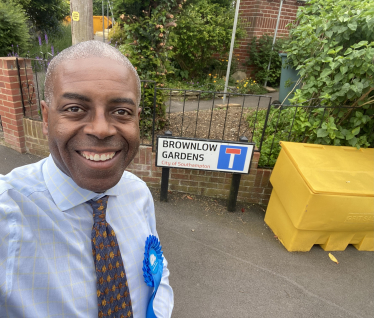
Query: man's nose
[[83, 110, 116, 139]]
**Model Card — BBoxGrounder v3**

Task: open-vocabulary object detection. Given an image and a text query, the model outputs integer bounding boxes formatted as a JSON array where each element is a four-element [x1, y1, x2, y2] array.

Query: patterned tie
[[89, 196, 133, 318]]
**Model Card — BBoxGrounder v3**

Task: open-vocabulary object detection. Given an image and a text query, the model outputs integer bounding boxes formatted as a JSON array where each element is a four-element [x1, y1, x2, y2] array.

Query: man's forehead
[[56, 56, 127, 74], [51, 57, 135, 90]]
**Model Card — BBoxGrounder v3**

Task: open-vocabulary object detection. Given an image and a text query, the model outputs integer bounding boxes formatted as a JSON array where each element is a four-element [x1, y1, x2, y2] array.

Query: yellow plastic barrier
[[264, 142, 374, 252], [63, 16, 112, 34]]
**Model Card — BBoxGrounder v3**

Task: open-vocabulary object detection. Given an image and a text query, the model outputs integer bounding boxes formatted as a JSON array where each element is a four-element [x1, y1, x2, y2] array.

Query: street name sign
[[156, 136, 255, 174]]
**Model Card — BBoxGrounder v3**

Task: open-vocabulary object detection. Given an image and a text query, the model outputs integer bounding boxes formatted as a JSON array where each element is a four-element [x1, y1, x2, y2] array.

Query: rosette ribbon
[[143, 235, 164, 318]]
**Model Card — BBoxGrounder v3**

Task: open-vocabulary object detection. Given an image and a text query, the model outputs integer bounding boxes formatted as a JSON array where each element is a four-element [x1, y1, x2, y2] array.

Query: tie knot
[[88, 195, 109, 224]]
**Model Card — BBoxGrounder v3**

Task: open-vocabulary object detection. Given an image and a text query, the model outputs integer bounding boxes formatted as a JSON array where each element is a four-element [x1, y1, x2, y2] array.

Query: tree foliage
[[118, 0, 182, 80], [14, 0, 69, 32], [0, 0, 30, 56], [283, 0, 374, 149], [116, 0, 184, 136], [170, 1, 244, 77], [247, 34, 285, 87]]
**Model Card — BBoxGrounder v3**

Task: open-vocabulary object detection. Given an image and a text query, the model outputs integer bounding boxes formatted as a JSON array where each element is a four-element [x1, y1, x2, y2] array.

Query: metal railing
[[158, 87, 272, 149], [16, 57, 48, 121]]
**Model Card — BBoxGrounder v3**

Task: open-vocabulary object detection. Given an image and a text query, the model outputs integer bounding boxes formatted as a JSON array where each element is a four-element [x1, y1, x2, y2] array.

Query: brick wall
[[235, 0, 303, 75], [0, 57, 39, 152], [0, 58, 27, 152], [127, 146, 273, 206], [23, 118, 50, 157]]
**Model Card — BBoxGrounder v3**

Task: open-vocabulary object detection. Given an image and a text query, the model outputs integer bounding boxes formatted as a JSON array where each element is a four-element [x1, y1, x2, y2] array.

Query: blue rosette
[[143, 235, 164, 318]]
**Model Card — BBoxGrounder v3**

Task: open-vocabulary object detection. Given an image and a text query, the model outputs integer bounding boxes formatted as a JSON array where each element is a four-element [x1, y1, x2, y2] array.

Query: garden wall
[[235, 0, 303, 75], [127, 146, 272, 206], [0, 57, 39, 153]]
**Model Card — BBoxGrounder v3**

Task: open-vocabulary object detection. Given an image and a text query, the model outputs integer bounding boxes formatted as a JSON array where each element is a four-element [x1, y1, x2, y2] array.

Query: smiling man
[[0, 41, 173, 317]]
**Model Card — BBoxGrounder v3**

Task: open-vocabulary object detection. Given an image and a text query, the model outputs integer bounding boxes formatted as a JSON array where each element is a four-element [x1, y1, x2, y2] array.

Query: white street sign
[[156, 137, 255, 174]]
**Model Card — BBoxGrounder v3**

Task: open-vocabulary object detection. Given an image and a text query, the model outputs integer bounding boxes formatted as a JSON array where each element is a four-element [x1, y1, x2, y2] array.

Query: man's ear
[[41, 100, 49, 136], [138, 107, 142, 120]]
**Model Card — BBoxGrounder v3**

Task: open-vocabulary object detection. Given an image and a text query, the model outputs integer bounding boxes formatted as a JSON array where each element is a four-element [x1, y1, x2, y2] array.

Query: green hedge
[[0, 1, 30, 56]]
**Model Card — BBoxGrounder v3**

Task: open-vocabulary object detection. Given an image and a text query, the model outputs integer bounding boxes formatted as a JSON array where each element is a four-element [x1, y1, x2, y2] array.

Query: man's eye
[[67, 106, 83, 113], [114, 109, 129, 116]]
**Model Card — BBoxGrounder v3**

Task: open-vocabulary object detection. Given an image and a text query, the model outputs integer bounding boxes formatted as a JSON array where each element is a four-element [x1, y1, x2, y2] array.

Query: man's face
[[41, 57, 141, 193]]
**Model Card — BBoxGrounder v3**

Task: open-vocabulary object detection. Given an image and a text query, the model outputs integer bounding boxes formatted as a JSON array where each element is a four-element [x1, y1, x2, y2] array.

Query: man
[[0, 41, 173, 317]]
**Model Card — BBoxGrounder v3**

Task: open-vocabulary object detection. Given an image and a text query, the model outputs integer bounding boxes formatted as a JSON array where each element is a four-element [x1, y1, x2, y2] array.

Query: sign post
[[160, 130, 172, 202], [227, 136, 248, 212], [156, 134, 255, 209]]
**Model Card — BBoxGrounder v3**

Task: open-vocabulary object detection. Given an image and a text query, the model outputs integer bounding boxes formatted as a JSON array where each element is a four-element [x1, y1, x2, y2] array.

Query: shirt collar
[[42, 155, 119, 211]]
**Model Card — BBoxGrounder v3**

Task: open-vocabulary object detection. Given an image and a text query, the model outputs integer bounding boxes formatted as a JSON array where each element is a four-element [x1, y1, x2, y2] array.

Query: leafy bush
[[116, 0, 184, 137], [14, 0, 69, 32], [283, 0, 374, 149], [0, 1, 30, 56], [246, 34, 285, 87], [108, 23, 126, 46], [235, 78, 267, 95], [170, 1, 245, 77], [138, 81, 167, 139], [247, 104, 374, 167]]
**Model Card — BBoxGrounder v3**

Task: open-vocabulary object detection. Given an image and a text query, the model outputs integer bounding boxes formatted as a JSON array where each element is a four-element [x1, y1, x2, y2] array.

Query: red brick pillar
[[0, 57, 30, 153]]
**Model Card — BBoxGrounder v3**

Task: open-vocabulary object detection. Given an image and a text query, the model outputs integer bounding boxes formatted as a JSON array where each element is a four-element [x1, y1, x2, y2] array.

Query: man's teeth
[[81, 152, 115, 161]]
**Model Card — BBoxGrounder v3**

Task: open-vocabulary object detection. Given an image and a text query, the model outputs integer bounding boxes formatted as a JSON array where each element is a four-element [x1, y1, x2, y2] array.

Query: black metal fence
[[157, 87, 272, 146], [16, 57, 48, 120]]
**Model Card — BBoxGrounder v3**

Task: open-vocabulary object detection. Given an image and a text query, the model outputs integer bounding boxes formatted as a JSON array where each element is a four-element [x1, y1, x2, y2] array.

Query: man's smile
[[79, 151, 117, 161]]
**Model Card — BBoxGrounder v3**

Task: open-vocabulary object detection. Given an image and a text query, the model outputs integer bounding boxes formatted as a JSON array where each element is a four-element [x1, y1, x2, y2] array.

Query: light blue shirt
[[0, 156, 173, 318]]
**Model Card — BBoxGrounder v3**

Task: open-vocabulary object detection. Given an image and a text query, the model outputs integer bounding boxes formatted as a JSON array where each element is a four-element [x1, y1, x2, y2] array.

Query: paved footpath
[[1, 144, 373, 318]]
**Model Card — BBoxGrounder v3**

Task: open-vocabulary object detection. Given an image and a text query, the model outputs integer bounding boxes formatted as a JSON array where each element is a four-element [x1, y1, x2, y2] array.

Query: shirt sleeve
[[144, 188, 174, 318], [0, 187, 21, 301]]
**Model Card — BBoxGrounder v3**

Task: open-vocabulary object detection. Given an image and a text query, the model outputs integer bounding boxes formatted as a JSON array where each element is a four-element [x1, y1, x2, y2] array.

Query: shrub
[[116, 0, 183, 137], [0, 1, 30, 56], [246, 34, 285, 87], [283, 0, 374, 149], [247, 104, 374, 167], [170, 1, 245, 77], [235, 78, 267, 95], [14, 0, 69, 32], [108, 23, 126, 46]]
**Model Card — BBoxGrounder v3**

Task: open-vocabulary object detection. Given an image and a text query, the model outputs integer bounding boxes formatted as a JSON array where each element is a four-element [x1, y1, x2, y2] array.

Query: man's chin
[[65, 150, 127, 192], [75, 176, 121, 193]]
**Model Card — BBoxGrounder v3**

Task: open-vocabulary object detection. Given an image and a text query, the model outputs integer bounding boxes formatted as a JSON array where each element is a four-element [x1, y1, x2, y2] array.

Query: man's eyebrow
[[109, 97, 136, 106], [62, 92, 91, 102]]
